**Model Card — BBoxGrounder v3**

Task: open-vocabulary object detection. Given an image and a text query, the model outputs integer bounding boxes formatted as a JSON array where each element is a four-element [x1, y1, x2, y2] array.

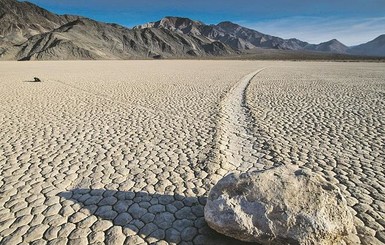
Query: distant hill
[[348, 35, 385, 57], [0, 0, 384, 60], [304, 39, 348, 54]]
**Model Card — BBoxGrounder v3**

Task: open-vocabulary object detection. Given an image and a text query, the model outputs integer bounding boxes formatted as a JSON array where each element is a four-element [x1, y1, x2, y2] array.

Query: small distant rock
[[152, 54, 163, 59], [204, 165, 355, 244], [33, 77, 41, 82]]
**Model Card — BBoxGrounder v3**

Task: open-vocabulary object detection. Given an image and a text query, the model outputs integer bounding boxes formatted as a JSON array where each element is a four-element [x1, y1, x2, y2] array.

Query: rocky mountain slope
[[0, 0, 77, 43], [0, 0, 384, 60], [210, 21, 308, 50], [16, 18, 234, 60], [0, 1, 233, 60], [135, 17, 309, 51], [134, 17, 204, 36], [348, 35, 385, 57], [136, 17, 385, 57]]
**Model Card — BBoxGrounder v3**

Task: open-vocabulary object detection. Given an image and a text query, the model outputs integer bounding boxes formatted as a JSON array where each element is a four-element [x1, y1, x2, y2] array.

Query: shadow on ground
[[59, 188, 256, 244], [23, 80, 42, 83]]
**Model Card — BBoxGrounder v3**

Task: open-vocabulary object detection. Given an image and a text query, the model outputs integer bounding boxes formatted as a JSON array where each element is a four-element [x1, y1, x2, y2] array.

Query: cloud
[[242, 16, 385, 46]]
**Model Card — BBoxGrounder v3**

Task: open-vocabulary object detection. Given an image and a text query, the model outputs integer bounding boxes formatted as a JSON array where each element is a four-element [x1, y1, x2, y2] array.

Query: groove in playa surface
[[214, 67, 276, 175], [51, 79, 189, 121]]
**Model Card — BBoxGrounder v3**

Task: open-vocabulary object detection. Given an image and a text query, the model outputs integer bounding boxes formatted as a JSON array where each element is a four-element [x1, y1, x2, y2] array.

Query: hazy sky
[[24, 0, 385, 46]]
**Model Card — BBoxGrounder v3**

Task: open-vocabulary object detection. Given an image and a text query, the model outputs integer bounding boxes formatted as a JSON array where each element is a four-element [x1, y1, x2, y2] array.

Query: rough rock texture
[[135, 17, 309, 51], [204, 165, 355, 244], [0, 0, 234, 60], [15, 18, 235, 60], [0, 0, 78, 44], [1, 0, 384, 60]]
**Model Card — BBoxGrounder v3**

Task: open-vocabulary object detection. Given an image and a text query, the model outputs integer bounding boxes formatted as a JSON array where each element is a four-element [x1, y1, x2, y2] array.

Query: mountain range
[[1, 0, 384, 60]]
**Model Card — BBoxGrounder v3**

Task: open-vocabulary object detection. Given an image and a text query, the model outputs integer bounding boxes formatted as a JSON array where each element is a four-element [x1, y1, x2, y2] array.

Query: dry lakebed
[[0, 61, 384, 244]]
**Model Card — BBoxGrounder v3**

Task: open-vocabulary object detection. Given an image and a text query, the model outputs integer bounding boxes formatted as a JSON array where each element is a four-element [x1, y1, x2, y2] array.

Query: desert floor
[[0, 61, 384, 245]]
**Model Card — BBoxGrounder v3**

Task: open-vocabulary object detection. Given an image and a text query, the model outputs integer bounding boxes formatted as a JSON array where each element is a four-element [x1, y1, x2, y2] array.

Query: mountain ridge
[[349, 35, 385, 57], [0, 1, 235, 60], [135, 16, 310, 51], [15, 17, 235, 60], [133, 16, 384, 57], [0, 0, 78, 43], [0, 0, 384, 60], [304, 39, 348, 54]]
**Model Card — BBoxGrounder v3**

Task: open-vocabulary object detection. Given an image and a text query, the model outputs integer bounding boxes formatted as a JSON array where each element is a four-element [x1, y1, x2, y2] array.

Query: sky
[[24, 0, 385, 46]]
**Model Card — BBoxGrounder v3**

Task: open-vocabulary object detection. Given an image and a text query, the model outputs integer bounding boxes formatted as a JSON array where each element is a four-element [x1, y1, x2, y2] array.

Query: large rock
[[204, 165, 355, 244]]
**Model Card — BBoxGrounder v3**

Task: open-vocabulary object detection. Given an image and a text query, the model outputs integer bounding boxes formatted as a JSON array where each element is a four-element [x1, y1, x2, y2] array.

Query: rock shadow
[[23, 79, 42, 83], [58, 188, 253, 244]]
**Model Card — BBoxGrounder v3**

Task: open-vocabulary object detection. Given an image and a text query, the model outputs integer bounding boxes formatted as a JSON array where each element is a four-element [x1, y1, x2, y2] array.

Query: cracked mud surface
[[246, 63, 385, 244], [0, 61, 384, 244]]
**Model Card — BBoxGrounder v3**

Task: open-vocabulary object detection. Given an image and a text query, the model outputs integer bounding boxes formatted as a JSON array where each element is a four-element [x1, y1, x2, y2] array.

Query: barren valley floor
[[0, 61, 384, 244]]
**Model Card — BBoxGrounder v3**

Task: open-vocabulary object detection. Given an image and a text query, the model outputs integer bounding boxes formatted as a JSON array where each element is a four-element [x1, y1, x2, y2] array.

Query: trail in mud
[[204, 67, 282, 186]]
